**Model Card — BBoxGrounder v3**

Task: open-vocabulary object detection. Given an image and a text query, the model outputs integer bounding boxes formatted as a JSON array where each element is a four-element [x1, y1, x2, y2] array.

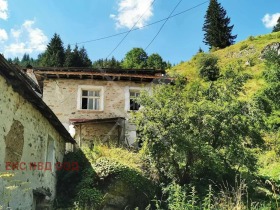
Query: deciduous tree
[[121, 48, 148, 69], [147, 53, 165, 69], [133, 71, 263, 185]]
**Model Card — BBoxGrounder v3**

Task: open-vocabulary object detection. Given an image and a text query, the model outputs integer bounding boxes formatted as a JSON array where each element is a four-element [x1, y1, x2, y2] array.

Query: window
[[46, 135, 55, 171], [77, 86, 104, 111], [82, 90, 100, 110], [129, 90, 140, 111]]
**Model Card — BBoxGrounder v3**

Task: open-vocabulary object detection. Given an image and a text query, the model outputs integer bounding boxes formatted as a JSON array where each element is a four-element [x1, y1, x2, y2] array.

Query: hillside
[[167, 32, 280, 206], [169, 31, 280, 98]]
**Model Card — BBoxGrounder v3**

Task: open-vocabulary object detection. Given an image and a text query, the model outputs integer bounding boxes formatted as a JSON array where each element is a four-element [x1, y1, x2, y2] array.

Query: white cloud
[[11, 29, 21, 39], [110, 0, 154, 29], [4, 19, 48, 57], [5, 42, 32, 55], [0, 0, 8, 20], [262, 13, 280, 28], [23, 20, 48, 51], [0, 28, 8, 41]]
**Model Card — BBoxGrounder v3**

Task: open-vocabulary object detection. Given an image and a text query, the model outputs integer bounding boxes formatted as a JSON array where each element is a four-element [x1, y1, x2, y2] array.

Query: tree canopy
[[92, 57, 121, 69], [132, 71, 263, 185], [121, 48, 148, 69], [121, 48, 169, 70], [147, 53, 166, 70], [64, 45, 91, 67], [203, 0, 237, 49], [40, 33, 65, 67]]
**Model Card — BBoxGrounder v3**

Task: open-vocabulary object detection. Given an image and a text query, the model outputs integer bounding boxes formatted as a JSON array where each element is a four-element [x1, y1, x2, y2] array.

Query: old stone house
[[0, 55, 75, 209], [33, 67, 170, 147]]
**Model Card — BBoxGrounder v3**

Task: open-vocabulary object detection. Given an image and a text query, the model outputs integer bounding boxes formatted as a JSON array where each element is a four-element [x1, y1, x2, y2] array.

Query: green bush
[[93, 157, 156, 198], [197, 53, 220, 81], [75, 188, 103, 209], [55, 150, 101, 209], [240, 44, 248, 51], [248, 36, 255, 41]]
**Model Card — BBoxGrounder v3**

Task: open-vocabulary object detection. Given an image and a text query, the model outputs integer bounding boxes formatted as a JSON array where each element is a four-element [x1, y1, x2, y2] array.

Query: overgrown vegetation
[[132, 36, 279, 208], [55, 146, 156, 209]]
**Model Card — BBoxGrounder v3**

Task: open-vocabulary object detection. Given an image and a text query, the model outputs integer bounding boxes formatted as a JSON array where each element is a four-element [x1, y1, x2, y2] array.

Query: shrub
[[248, 36, 255, 41], [55, 149, 104, 209], [240, 44, 248, 51], [75, 188, 103, 209], [197, 53, 220, 81]]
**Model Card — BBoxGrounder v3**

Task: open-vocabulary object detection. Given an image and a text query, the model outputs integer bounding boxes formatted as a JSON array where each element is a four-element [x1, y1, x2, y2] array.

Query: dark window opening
[[129, 91, 140, 111], [81, 90, 101, 110]]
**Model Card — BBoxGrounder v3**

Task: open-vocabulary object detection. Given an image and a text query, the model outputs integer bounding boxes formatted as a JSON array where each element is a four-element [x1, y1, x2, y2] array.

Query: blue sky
[[0, 0, 279, 65]]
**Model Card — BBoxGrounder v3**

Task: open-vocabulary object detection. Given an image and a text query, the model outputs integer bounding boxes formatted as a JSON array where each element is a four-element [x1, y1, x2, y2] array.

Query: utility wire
[[106, 0, 157, 59], [4, 1, 208, 51], [71, 0, 208, 46], [145, 0, 183, 51]]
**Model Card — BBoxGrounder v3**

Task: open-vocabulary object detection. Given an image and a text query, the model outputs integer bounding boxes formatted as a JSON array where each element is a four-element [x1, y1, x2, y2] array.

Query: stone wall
[[0, 75, 66, 209], [76, 122, 123, 147], [42, 79, 152, 145]]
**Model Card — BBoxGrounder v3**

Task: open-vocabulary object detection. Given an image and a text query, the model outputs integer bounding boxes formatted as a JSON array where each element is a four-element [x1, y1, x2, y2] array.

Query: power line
[[145, 0, 183, 51], [106, 0, 156, 59], [4, 1, 208, 51], [70, 1, 208, 46]]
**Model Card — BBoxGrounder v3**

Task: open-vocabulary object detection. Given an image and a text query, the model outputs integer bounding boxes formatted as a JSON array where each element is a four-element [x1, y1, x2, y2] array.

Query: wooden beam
[[35, 70, 172, 80]]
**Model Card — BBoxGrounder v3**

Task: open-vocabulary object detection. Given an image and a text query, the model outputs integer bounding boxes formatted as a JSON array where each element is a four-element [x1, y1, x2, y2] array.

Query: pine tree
[[71, 45, 81, 67], [41, 33, 65, 67], [203, 0, 237, 49], [21, 53, 30, 67], [198, 47, 204, 53], [273, 17, 280, 32], [78, 46, 92, 67], [64, 45, 74, 67]]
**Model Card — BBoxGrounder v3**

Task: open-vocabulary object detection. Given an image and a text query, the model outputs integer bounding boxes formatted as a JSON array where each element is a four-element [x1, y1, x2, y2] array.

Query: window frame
[[77, 85, 104, 111], [129, 89, 141, 111], [45, 135, 55, 172], [125, 87, 142, 111]]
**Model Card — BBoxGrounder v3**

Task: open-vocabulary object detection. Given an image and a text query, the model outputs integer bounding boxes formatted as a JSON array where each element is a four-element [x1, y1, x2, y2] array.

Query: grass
[[168, 31, 280, 98], [82, 145, 144, 173]]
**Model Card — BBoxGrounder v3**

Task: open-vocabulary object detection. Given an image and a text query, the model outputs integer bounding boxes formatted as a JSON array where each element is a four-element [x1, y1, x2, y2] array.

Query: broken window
[[129, 90, 140, 111], [81, 90, 101, 110]]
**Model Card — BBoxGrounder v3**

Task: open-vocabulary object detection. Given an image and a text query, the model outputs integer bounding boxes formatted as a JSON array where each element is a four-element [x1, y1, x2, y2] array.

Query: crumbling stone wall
[[0, 75, 66, 209]]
